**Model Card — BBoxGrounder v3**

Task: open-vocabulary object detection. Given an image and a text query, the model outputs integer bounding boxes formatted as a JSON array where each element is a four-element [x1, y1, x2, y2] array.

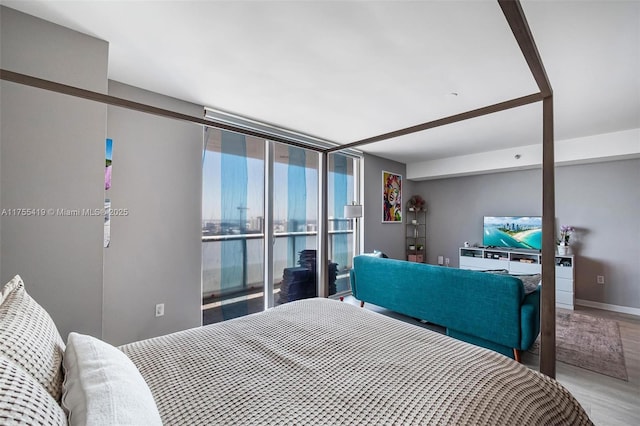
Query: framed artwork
[[382, 171, 402, 223], [104, 138, 113, 248]]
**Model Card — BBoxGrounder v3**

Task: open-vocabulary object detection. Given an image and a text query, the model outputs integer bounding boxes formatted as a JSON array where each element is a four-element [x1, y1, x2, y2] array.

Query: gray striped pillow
[[0, 355, 67, 425], [0, 275, 66, 402]]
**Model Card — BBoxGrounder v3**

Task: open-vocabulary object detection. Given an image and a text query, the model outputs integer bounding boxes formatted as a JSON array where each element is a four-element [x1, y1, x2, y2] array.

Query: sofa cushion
[[0, 355, 67, 425], [0, 275, 66, 402]]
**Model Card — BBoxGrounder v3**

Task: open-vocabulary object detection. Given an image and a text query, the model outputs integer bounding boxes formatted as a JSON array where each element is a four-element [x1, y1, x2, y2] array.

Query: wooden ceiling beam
[[324, 92, 544, 153], [498, 0, 553, 97], [329, 0, 553, 154], [0, 68, 326, 153]]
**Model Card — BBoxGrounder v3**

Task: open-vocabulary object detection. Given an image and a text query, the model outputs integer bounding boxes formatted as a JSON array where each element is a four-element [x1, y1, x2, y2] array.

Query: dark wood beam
[[325, 92, 544, 153], [498, 0, 553, 97], [0, 68, 326, 153], [540, 96, 556, 378], [499, 0, 556, 378]]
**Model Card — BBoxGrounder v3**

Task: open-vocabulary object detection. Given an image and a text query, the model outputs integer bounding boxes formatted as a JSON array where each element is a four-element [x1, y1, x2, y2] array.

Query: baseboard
[[575, 299, 640, 317]]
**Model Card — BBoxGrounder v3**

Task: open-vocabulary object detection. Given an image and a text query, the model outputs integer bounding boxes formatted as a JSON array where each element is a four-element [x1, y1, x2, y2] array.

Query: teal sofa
[[350, 255, 540, 360]]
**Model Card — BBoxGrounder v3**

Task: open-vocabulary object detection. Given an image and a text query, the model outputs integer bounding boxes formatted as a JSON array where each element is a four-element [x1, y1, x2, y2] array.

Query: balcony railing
[[202, 226, 354, 299]]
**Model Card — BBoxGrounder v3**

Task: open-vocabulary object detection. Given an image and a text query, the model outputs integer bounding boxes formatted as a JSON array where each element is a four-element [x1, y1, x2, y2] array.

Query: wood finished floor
[[341, 296, 640, 426]]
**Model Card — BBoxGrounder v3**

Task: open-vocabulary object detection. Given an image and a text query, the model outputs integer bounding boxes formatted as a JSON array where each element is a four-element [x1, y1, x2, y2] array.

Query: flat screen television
[[483, 216, 542, 251]]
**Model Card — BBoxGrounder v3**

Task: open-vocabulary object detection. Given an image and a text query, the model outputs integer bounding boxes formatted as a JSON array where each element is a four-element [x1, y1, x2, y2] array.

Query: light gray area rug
[[530, 311, 628, 381]]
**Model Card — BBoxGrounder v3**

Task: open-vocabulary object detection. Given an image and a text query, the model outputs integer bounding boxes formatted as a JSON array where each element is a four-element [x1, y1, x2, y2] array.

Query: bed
[[1, 275, 592, 425]]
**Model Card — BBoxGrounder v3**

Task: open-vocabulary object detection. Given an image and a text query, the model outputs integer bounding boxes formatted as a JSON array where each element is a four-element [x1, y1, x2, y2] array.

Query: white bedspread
[[120, 298, 591, 425]]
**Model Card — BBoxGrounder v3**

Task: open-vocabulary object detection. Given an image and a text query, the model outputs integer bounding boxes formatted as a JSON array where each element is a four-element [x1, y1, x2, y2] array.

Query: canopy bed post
[[498, 0, 556, 379], [540, 95, 556, 377]]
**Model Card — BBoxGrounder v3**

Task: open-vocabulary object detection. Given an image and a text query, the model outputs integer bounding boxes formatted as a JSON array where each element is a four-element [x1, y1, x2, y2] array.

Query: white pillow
[[62, 332, 162, 426]]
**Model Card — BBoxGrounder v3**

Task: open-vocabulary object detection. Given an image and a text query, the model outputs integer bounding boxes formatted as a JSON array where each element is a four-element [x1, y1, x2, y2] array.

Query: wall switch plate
[[597, 275, 605, 285], [155, 303, 165, 317], [437, 255, 444, 265]]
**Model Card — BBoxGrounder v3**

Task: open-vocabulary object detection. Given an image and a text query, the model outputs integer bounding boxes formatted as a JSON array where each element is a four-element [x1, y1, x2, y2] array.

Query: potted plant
[[407, 195, 426, 212], [417, 244, 424, 251], [557, 225, 575, 255]]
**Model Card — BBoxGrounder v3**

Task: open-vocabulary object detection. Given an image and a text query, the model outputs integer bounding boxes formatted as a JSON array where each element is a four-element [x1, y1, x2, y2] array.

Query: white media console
[[459, 247, 575, 310]]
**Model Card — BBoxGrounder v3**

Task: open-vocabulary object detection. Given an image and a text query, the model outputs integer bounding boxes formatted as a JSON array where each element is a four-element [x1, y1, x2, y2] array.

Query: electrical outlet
[[437, 255, 444, 265], [445, 258, 450, 267], [597, 275, 605, 285], [155, 303, 165, 317]]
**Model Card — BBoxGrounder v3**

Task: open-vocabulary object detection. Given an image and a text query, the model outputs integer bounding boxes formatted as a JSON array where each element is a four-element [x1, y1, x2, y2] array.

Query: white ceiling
[[3, 0, 639, 166]]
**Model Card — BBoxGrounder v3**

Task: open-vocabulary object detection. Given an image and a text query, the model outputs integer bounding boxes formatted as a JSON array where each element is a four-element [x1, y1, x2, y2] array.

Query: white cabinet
[[459, 255, 508, 271], [555, 257, 575, 310], [459, 247, 575, 310]]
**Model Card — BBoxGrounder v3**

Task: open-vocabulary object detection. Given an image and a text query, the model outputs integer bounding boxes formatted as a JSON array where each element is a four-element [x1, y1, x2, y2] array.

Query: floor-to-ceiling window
[[272, 143, 319, 305], [202, 127, 360, 324], [202, 128, 265, 323], [328, 153, 357, 295]]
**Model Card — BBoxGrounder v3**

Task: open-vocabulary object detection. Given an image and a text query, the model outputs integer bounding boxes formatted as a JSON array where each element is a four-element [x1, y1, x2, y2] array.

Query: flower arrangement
[[407, 195, 426, 212], [558, 225, 575, 246]]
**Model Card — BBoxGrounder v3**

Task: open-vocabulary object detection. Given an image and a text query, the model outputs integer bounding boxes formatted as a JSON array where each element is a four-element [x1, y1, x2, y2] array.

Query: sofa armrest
[[520, 286, 541, 350], [350, 268, 357, 297]]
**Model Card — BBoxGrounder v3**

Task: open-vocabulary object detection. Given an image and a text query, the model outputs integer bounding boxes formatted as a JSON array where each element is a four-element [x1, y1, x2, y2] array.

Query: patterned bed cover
[[120, 298, 592, 425]]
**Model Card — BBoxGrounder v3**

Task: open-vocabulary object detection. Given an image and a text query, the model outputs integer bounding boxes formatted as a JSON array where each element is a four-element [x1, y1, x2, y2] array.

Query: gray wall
[[1, 8, 204, 344], [412, 159, 640, 310], [362, 153, 414, 260], [416, 168, 543, 266], [1, 7, 107, 338], [103, 82, 203, 345], [557, 160, 639, 309]]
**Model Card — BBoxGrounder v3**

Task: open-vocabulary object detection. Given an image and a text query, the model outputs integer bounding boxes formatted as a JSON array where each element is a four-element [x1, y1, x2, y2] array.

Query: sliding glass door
[[328, 153, 357, 295], [202, 128, 265, 323], [202, 128, 360, 324], [272, 143, 319, 306]]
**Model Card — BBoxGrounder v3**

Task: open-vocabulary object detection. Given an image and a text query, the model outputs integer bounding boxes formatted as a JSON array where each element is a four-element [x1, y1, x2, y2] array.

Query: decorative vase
[[557, 244, 570, 256]]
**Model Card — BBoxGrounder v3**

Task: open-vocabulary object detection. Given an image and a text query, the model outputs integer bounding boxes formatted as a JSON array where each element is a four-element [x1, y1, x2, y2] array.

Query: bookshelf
[[405, 210, 426, 263]]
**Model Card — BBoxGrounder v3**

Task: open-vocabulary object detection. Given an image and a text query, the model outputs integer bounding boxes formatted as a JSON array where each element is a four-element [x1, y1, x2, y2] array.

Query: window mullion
[[263, 141, 275, 310]]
